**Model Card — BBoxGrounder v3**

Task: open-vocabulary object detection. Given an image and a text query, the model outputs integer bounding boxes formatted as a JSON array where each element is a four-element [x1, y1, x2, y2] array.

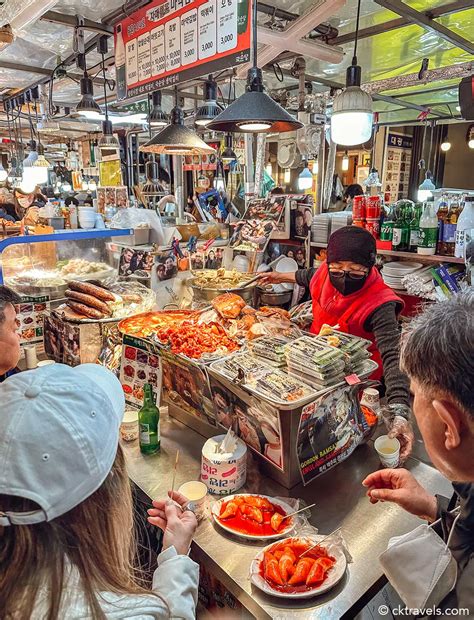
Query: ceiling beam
[[373, 0, 474, 54], [330, 0, 473, 45], [41, 11, 114, 34], [363, 60, 474, 94], [276, 67, 451, 118], [0, 61, 106, 86]]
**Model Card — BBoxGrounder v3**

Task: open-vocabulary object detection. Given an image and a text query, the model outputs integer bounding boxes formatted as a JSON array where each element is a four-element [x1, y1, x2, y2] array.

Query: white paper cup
[[37, 359, 55, 367], [374, 435, 400, 468], [120, 409, 138, 442], [178, 481, 208, 520]]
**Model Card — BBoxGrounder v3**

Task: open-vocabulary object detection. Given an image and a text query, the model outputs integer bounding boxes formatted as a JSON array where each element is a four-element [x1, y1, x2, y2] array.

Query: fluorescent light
[[312, 160, 318, 175], [284, 168, 291, 183], [342, 152, 349, 171], [265, 162, 273, 176]]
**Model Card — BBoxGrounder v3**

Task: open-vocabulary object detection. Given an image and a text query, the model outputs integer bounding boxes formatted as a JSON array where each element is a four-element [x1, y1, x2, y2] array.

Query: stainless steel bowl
[[187, 277, 257, 304], [257, 286, 292, 306]]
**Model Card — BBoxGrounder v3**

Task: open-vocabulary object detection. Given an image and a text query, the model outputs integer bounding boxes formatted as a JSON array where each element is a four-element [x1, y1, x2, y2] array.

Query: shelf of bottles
[[309, 242, 464, 264]]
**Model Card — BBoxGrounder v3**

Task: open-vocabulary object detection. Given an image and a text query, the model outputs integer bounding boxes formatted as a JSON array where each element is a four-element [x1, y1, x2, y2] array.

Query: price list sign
[[115, 0, 251, 100]]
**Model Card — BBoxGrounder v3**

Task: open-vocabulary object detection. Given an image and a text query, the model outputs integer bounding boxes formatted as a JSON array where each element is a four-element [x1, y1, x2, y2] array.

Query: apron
[[309, 263, 404, 380]]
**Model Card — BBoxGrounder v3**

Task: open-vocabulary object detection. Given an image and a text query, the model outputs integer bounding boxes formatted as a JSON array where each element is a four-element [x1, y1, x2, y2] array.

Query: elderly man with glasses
[[259, 226, 413, 460]]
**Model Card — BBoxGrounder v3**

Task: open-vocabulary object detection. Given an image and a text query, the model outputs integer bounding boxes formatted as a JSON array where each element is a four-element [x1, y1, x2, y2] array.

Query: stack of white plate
[[330, 211, 352, 235], [382, 261, 423, 291], [311, 213, 331, 244]]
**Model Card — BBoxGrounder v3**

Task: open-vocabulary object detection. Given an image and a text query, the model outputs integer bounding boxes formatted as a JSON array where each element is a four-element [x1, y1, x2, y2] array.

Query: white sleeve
[[151, 546, 199, 619]]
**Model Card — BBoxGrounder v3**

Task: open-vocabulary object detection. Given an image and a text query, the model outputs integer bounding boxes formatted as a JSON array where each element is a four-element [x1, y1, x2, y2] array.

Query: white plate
[[250, 535, 347, 599], [211, 494, 296, 541], [383, 261, 423, 274]]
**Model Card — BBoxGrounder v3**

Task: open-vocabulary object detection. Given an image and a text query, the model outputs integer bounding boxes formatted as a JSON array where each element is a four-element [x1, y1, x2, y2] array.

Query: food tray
[[285, 336, 347, 370], [248, 335, 291, 364], [315, 330, 371, 354], [210, 353, 318, 407]]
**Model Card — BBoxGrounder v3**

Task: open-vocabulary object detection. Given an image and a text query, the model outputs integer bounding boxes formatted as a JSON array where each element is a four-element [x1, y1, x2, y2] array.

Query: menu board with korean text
[[115, 0, 251, 100], [382, 133, 413, 204]]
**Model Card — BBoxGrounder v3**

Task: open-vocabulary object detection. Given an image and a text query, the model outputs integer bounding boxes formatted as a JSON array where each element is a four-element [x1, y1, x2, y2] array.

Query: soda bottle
[[139, 384, 160, 455], [436, 196, 449, 254], [442, 198, 461, 256], [409, 202, 423, 252], [418, 200, 438, 255]]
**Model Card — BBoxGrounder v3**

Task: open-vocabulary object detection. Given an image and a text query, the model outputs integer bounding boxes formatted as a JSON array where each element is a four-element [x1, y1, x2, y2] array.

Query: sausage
[[65, 289, 112, 316], [68, 280, 116, 302], [66, 301, 105, 320]]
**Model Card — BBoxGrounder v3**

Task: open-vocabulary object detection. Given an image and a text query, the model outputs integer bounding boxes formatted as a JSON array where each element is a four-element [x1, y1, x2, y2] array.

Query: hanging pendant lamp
[[195, 75, 224, 127], [98, 51, 120, 149], [221, 133, 237, 162], [149, 90, 169, 128], [141, 105, 215, 155], [207, 1, 302, 133], [76, 55, 101, 117], [331, 0, 373, 146]]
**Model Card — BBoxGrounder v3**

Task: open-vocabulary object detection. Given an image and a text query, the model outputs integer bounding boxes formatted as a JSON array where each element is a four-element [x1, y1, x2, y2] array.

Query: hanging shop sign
[[115, 0, 252, 101], [382, 133, 413, 204]]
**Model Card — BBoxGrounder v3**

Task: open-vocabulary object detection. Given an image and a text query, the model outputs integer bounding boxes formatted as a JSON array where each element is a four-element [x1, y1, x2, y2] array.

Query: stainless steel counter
[[123, 410, 453, 620]]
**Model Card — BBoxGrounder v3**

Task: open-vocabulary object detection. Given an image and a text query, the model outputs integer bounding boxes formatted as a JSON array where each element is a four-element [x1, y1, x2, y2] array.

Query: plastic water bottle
[[455, 197, 474, 259]]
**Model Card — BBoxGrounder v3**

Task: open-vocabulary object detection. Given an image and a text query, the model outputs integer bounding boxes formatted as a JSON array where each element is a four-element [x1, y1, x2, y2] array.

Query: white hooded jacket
[[31, 546, 199, 619]]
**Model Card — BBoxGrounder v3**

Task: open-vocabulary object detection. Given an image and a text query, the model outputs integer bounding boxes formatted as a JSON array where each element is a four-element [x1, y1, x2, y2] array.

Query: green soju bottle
[[139, 384, 160, 455]]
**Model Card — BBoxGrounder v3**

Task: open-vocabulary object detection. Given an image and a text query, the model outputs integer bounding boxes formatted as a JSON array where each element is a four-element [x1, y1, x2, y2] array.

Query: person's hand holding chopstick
[[148, 490, 197, 556]]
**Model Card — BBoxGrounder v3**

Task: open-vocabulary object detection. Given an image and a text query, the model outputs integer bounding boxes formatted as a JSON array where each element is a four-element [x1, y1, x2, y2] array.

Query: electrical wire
[[352, 0, 362, 64], [273, 63, 284, 83]]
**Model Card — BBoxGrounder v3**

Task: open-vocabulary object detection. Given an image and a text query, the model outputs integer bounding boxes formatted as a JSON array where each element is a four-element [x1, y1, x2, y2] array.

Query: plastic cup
[[178, 481, 208, 520], [120, 409, 138, 442], [374, 435, 400, 468]]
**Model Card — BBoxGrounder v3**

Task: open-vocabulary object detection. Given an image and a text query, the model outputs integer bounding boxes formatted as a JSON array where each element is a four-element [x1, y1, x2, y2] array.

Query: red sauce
[[258, 539, 336, 594], [217, 500, 290, 536]]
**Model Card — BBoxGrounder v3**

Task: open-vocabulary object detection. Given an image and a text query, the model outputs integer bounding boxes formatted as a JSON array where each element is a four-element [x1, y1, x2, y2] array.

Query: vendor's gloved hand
[[380, 404, 414, 464]]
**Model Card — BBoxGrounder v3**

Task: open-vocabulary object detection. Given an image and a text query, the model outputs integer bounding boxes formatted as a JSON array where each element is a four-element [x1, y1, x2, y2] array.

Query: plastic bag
[[108, 280, 156, 318]]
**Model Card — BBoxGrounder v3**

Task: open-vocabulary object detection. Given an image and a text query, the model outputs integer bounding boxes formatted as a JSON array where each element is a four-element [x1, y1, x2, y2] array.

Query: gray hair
[[400, 290, 474, 416], [0, 286, 21, 324]]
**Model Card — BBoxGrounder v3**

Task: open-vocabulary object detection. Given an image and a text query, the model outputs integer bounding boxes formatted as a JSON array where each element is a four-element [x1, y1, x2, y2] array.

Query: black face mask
[[329, 271, 368, 296]]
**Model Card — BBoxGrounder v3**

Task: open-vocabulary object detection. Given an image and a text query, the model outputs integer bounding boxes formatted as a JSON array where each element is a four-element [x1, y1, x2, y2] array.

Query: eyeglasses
[[328, 269, 368, 280]]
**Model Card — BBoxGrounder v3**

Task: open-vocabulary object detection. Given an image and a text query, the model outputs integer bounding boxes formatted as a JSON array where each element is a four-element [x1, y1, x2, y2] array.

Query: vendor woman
[[260, 225, 414, 460]]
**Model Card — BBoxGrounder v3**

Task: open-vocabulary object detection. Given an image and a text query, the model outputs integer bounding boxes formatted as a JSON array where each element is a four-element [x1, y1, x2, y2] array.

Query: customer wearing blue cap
[[0, 363, 199, 619]]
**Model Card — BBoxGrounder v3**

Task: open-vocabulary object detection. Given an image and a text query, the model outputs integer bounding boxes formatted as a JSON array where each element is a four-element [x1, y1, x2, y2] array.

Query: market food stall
[[0, 0, 472, 615]]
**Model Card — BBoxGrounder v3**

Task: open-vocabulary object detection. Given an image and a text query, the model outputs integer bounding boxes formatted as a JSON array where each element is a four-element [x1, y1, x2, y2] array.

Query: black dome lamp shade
[[221, 133, 237, 162], [76, 73, 101, 116], [149, 90, 169, 128], [195, 75, 224, 127], [140, 105, 215, 155], [207, 0, 302, 134]]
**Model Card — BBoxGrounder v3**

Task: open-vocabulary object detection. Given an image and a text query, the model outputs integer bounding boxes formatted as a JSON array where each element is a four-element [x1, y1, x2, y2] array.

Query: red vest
[[309, 263, 404, 380]]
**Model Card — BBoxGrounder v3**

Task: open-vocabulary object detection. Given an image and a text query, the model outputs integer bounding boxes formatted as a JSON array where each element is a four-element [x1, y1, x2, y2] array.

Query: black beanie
[[327, 226, 376, 268]]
